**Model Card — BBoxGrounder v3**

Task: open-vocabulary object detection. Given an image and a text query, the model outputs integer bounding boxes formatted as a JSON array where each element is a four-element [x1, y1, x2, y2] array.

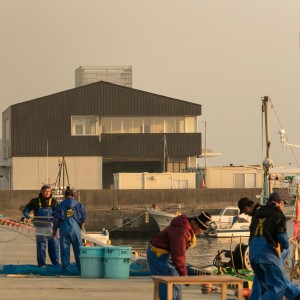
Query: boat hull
[[209, 229, 250, 238], [148, 210, 176, 231]]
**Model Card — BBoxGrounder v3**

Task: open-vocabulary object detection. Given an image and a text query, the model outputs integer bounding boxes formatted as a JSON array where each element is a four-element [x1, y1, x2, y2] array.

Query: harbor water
[[111, 235, 249, 268], [111, 219, 295, 269]]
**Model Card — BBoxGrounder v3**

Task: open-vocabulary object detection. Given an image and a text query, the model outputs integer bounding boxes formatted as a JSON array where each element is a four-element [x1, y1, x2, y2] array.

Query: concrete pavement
[[0, 225, 237, 300]]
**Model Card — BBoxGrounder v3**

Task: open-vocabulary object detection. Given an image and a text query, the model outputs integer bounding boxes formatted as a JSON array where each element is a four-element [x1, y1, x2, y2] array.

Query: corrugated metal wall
[[7, 81, 202, 157]]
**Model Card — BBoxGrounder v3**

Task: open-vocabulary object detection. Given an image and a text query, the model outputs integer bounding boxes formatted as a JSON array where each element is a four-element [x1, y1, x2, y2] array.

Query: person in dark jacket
[[23, 185, 59, 268], [52, 189, 87, 273], [243, 192, 293, 299], [147, 212, 211, 300], [238, 197, 261, 217], [238, 195, 300, 300]]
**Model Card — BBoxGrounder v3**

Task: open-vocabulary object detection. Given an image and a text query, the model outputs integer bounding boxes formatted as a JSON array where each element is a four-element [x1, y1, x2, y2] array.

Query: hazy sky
[[1, 0, 300, 168]]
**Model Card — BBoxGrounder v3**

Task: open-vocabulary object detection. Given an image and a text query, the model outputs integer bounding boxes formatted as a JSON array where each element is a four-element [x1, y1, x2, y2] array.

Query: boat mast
[[262, 96, 274, 204]]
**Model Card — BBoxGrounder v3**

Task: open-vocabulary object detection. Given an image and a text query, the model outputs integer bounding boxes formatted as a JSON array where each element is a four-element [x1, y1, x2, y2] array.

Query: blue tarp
[[0, 260, 206, 277], [0, 263, 80, 276], [0, 260, 151, 277]]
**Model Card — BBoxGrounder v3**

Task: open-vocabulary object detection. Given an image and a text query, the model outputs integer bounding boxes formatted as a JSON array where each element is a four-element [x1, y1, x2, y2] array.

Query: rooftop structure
[[75, 65, 132, 88]]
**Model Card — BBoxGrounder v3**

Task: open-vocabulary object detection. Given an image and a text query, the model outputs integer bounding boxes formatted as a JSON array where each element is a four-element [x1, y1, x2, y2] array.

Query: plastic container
[[103, 246, 132, 279], [80, 246, 105, 278]]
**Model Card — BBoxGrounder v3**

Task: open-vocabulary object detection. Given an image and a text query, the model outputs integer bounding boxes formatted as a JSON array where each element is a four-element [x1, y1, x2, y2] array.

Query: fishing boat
[[81, 230, 111, 246], [207, 218, 250, 238], [147, 206, 177, 231], [211, 206, 251, 228], [207, 207, 251, 238], [148, 204, 251, 238]]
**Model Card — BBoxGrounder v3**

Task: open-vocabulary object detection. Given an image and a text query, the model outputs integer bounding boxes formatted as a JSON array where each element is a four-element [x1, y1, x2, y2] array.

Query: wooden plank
[[151, 275, 245, 300], [221, 283, 227, 300], [151, 275, 244, 284], [167, 283, 172, 300], [153, 280, 159, 300]]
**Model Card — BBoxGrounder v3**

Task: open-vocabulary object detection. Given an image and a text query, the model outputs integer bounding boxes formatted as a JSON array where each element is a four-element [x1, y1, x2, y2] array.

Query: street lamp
[[279, 129, 300, 148]]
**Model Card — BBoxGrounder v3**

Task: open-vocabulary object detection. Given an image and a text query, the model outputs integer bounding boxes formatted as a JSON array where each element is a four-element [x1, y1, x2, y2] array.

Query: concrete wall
[[0, 188, 265, 234], [11, 156, 102, 190]]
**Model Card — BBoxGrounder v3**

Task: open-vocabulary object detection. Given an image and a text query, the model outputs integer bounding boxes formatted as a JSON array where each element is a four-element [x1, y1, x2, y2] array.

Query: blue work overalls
[[249, 237, 286, 300], [249, 247, 300, 300], [147, 244, 182, 300], [34, 198, 59, 267], [58, 204, 83, 272]]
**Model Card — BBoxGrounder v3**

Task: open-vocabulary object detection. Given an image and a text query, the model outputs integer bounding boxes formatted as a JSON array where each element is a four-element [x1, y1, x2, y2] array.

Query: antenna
[[46, 139, 49, 184]]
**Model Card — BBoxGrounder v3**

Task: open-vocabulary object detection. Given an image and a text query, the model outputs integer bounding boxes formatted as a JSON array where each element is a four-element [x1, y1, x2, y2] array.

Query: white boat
[[81, 230, 111, 246], [148, 205, 251, 237], [211, 206, 251, 228], [211, 206, 239, 228], [147, 208, 177, 231], [208, 206, 251, 238], [207, 218, 250, 238]]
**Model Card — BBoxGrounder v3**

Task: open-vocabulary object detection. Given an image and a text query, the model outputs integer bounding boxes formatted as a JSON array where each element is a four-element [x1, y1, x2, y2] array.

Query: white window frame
[[71, 116, 99, 136]]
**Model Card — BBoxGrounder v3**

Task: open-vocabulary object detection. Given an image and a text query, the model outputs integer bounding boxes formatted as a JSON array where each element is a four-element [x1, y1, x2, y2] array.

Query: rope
[[109, 212, 146, 233], [0, 232, 23, 243], [206, 121, 261, 156], [0, 226, 36, 241]]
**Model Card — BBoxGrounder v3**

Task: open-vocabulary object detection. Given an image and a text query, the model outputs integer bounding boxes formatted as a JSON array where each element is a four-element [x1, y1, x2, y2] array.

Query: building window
[[132, 118, 143, 133], [111, 118, 122, 133], [172, 179, 188, 189], [153, 118, 164, 133], [235, 173, 256, 188], [123, 118, 133, 133], [99, 116, 195, 134], [223, 208, 239, 216], [4, 147, 10, 159], [185, 117, 196, 133], [71, 116, 99, 136], [5, 118, 10, 141]]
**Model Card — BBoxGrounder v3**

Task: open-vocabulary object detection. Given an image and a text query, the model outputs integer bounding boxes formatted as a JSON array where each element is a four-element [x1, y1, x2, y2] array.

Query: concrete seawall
[[0, 188, 262, 236]]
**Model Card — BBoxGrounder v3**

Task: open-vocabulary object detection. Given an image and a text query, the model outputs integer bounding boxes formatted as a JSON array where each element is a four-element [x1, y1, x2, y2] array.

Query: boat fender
[[201, 283, 215, 294], [209, 221, 217, 230], [205, 221, 218, 236]]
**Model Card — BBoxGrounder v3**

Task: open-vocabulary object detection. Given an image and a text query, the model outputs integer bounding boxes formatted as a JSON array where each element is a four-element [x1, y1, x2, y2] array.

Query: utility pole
[[262, 96, 274, 204], [163, 135, 167, 173]]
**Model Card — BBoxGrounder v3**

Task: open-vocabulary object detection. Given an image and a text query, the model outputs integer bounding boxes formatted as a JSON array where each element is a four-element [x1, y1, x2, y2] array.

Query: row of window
[[71, 116, 197, 135], [3, 115, 197, 140]]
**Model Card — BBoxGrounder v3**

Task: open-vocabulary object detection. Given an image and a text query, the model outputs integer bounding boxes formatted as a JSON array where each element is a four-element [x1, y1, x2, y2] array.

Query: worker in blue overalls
[[23, 185, 59, 268], [248, 192, 296, 299], [52, 188, 87, 273], [239, 195, 300, 300]]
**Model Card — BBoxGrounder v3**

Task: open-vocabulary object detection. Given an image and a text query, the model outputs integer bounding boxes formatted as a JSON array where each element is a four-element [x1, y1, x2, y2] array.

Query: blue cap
[[268, 192, 288, 204]]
